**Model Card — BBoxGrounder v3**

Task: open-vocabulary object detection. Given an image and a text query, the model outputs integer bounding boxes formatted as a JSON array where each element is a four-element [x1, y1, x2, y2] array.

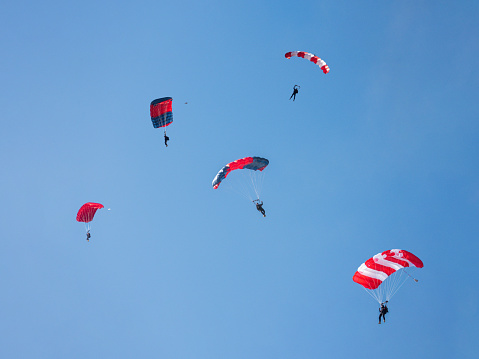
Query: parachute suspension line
[[228, 178, 250, 201], [383, 268, 414, 302], [248, 170, 258, 200], [363, 287, 378, 301], [242, 172, 255, 201], [363, 274, 382, 304], [242, 170, 256, 201], [249, 170, 265, 200], [363, 287, 381, 304], [388, 267, 419, 302], [391, 269, 407, 299], [258, 171, 266, 198], [362, 267, 418, 305], [383, 272, 393, 302], [378, 277, 386, 303], [383, 269, 400, 302], [224, 171, 255, 202], [389, 273, 410, 302], [403, 268, 419, 282]]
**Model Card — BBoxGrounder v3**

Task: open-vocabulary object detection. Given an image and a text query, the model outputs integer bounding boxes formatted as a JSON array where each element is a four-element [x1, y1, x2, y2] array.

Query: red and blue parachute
[[212, 157, 269, 189], [212, 156, 269, 202], [150, 97, 173, 129]]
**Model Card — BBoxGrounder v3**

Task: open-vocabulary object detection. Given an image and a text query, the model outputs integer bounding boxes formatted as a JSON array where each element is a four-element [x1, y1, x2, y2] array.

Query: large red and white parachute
[[353, 249, 423, 303], [285, 51, 330, 74]]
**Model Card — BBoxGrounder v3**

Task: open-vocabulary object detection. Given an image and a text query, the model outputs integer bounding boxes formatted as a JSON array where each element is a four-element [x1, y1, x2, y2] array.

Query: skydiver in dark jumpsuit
[[289, 85, 300, 101], [255, 200, 266, 217], [164, 132, 169, 147], [86, 231, 91, 242], [378, 301, 388, 324]]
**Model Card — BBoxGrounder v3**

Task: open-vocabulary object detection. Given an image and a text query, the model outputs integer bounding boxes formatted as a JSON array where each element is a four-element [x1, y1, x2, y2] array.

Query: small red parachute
[[285, 51, 330, 74], [77, 202, 104, 241], [76, 202, 104, 223]]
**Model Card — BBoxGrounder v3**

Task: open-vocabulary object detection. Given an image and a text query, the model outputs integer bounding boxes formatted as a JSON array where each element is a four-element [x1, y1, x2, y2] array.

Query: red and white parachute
[[353, 249, 423, 303], [285, 51, 330, 74]]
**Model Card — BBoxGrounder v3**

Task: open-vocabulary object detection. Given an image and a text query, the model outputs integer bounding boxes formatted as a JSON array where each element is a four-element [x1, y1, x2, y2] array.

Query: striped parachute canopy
[[212, 157, 269, 202], [285, 51, 330, 74], [150, 97, 173, 129], [212, 157, 269, 189], [353, 249, 423, 304]]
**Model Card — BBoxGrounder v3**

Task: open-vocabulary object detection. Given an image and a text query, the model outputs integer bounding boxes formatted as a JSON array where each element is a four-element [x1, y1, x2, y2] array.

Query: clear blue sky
[[1, 1, 478, 358]]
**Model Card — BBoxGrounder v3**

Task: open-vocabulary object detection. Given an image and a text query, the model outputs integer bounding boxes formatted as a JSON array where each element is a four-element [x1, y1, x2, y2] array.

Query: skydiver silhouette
[[164, 132, 169, 147], [378, 301, 388, 324], [86, 231, 91, 242], [289, 85, 300, 101], [254, 200, 266, 217]]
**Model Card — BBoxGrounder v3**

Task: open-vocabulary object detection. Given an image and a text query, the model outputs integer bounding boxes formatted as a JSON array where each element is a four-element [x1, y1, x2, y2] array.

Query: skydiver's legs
[[260, 208, 266, 217], [378, 313, 385, 324], [290, 92, 294, 100]]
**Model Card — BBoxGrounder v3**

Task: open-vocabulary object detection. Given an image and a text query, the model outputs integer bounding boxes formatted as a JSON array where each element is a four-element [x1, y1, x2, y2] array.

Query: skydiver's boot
[[378, 322, 381, 324]]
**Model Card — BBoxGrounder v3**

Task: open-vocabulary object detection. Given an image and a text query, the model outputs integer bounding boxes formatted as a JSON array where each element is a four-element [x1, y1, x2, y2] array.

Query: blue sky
[[1, 0, 478, 358]]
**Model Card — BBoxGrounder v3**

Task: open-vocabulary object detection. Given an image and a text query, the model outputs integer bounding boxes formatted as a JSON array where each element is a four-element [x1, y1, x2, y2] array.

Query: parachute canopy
[[285, 51, 330, 74], [353, 249, 423, 304], [150, 97, 173, 128], [212, 157, 269, 189], [353, 249, 423, 289], [76, 202, 104, 223]]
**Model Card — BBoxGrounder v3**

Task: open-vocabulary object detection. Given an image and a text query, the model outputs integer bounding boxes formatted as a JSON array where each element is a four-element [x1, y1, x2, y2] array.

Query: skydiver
[[86, 231, 91, 242], [378, 301, 388, 324], [254, 200, 266, 217], [164, 132, 169, 147], [289, 85, 300, 101]]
